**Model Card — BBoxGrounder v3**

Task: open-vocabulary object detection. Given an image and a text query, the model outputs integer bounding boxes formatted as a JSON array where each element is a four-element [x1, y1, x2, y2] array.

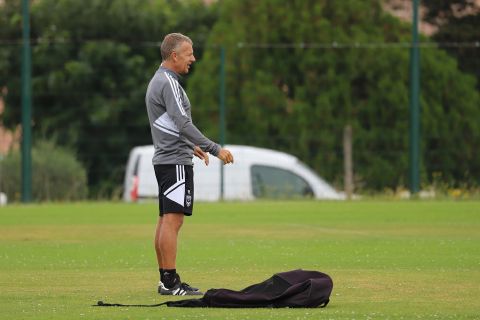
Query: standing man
[[146, 33, 234, 296]]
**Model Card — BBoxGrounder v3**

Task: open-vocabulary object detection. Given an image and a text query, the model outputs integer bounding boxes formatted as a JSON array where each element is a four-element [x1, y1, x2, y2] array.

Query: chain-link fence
[[1, 41, 480, 200]]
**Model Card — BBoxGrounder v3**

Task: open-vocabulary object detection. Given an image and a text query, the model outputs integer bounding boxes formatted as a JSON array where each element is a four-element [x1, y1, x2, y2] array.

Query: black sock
[[159, 268, 164, 283], [163, 269, 178, 288]]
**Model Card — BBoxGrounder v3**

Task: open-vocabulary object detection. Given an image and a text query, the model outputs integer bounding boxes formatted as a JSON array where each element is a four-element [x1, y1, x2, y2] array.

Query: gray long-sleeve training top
[[145, 65, 220, 165]]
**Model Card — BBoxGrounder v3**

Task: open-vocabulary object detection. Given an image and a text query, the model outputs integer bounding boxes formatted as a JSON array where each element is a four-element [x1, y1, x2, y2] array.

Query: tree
[[422, 0, 480, 91], [187, 0, 480, 189], [421, 0, 478, 24], [0, 0, 220, 197]]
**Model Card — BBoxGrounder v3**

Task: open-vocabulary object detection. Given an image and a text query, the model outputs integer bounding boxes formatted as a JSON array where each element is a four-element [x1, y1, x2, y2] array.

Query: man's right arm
[[161, 76, 233, 164], [162, 76, 220, 157]]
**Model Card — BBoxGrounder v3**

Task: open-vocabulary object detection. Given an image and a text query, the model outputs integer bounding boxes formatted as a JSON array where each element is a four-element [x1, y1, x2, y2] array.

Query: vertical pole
[[219, 46, 226, 200], [410, 0, 420, 195], [343, 125, 353, 200], [21, 0, 32, 203]]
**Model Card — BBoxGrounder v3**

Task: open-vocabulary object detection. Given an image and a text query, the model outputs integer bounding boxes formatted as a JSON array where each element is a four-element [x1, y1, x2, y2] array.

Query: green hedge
[[0, 140, 87, 202]]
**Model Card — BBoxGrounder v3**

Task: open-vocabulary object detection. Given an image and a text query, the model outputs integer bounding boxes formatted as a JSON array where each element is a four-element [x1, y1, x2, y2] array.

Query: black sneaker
[[158, 281, 199, 293], [158, 281, 165, 293], [183, 282, 200, 291], [161, 282, 203, 296]]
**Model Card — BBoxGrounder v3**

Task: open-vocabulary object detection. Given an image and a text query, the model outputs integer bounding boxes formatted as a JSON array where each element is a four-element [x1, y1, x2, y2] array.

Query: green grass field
[[1, 201, 479, 319]]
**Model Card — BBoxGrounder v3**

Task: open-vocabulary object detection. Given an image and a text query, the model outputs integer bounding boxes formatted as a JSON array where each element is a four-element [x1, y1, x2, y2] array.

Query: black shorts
[[154, 164, 194, 217]]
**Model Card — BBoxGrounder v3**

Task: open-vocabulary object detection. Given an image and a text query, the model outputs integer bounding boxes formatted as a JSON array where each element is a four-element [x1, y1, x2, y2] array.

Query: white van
[[123, 145, 345, 202]]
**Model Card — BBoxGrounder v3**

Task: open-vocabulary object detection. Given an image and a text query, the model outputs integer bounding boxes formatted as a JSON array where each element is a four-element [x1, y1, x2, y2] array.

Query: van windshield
[[296, 160, 337, 194]]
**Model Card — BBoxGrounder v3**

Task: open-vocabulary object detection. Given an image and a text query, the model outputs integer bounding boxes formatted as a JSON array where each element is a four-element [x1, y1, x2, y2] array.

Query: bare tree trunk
[[344, 125, 353, 200]]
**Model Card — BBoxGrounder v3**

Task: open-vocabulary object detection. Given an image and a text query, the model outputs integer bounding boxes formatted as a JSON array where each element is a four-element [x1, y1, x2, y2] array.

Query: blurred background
[[0, 0, 479, 202]]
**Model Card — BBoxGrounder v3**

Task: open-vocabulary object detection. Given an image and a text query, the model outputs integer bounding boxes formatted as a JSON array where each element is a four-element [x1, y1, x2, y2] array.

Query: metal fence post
[[410, 0, 420, 196], [21, 0, 32, 203]]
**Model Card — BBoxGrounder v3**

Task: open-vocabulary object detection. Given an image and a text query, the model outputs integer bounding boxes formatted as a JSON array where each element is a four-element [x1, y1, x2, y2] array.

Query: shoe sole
[[160, 288, 203, 296]]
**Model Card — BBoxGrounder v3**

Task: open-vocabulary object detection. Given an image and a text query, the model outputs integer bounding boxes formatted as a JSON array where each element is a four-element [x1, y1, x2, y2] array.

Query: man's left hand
[[194, 146, 209, 166]]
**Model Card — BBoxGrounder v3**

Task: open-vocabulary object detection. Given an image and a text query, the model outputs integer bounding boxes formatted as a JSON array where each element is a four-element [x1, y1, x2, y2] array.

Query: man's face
[[176, 42, 195, 74]]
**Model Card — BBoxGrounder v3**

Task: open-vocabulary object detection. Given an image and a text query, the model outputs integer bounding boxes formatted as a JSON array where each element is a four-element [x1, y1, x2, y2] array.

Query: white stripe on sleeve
[[165, 74, 186, 116]]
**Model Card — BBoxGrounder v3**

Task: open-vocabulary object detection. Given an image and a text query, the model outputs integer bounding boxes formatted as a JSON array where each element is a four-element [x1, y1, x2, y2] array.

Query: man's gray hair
[[161, 33, 193, 62]]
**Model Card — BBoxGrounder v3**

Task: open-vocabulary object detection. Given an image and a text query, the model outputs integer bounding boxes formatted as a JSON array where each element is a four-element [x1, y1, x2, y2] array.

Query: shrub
[[0, 140, 87, 202]]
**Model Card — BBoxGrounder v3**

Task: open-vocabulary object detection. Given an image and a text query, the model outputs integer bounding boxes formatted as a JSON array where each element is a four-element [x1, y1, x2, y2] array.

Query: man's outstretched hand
[[194, 146, 209, 166], [217, 148, 234, 165]]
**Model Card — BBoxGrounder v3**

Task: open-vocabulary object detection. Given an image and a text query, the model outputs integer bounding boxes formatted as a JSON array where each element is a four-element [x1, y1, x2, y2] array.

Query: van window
[[251, 165, 314, 199], [133, 155, 140, 175]]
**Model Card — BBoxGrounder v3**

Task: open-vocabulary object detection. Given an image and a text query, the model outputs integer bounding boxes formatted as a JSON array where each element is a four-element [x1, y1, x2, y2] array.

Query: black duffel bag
[[95, 269, 333, 309]]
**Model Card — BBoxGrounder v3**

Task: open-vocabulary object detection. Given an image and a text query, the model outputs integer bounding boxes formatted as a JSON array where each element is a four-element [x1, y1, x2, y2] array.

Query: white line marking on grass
[[285, 224, 377, 236]]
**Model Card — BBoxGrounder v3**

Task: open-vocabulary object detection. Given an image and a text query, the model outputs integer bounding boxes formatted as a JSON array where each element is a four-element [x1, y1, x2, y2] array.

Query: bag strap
[[93, 301, 168, 307], [319, 299, 330, 308], [93, 297, 330, 308]]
